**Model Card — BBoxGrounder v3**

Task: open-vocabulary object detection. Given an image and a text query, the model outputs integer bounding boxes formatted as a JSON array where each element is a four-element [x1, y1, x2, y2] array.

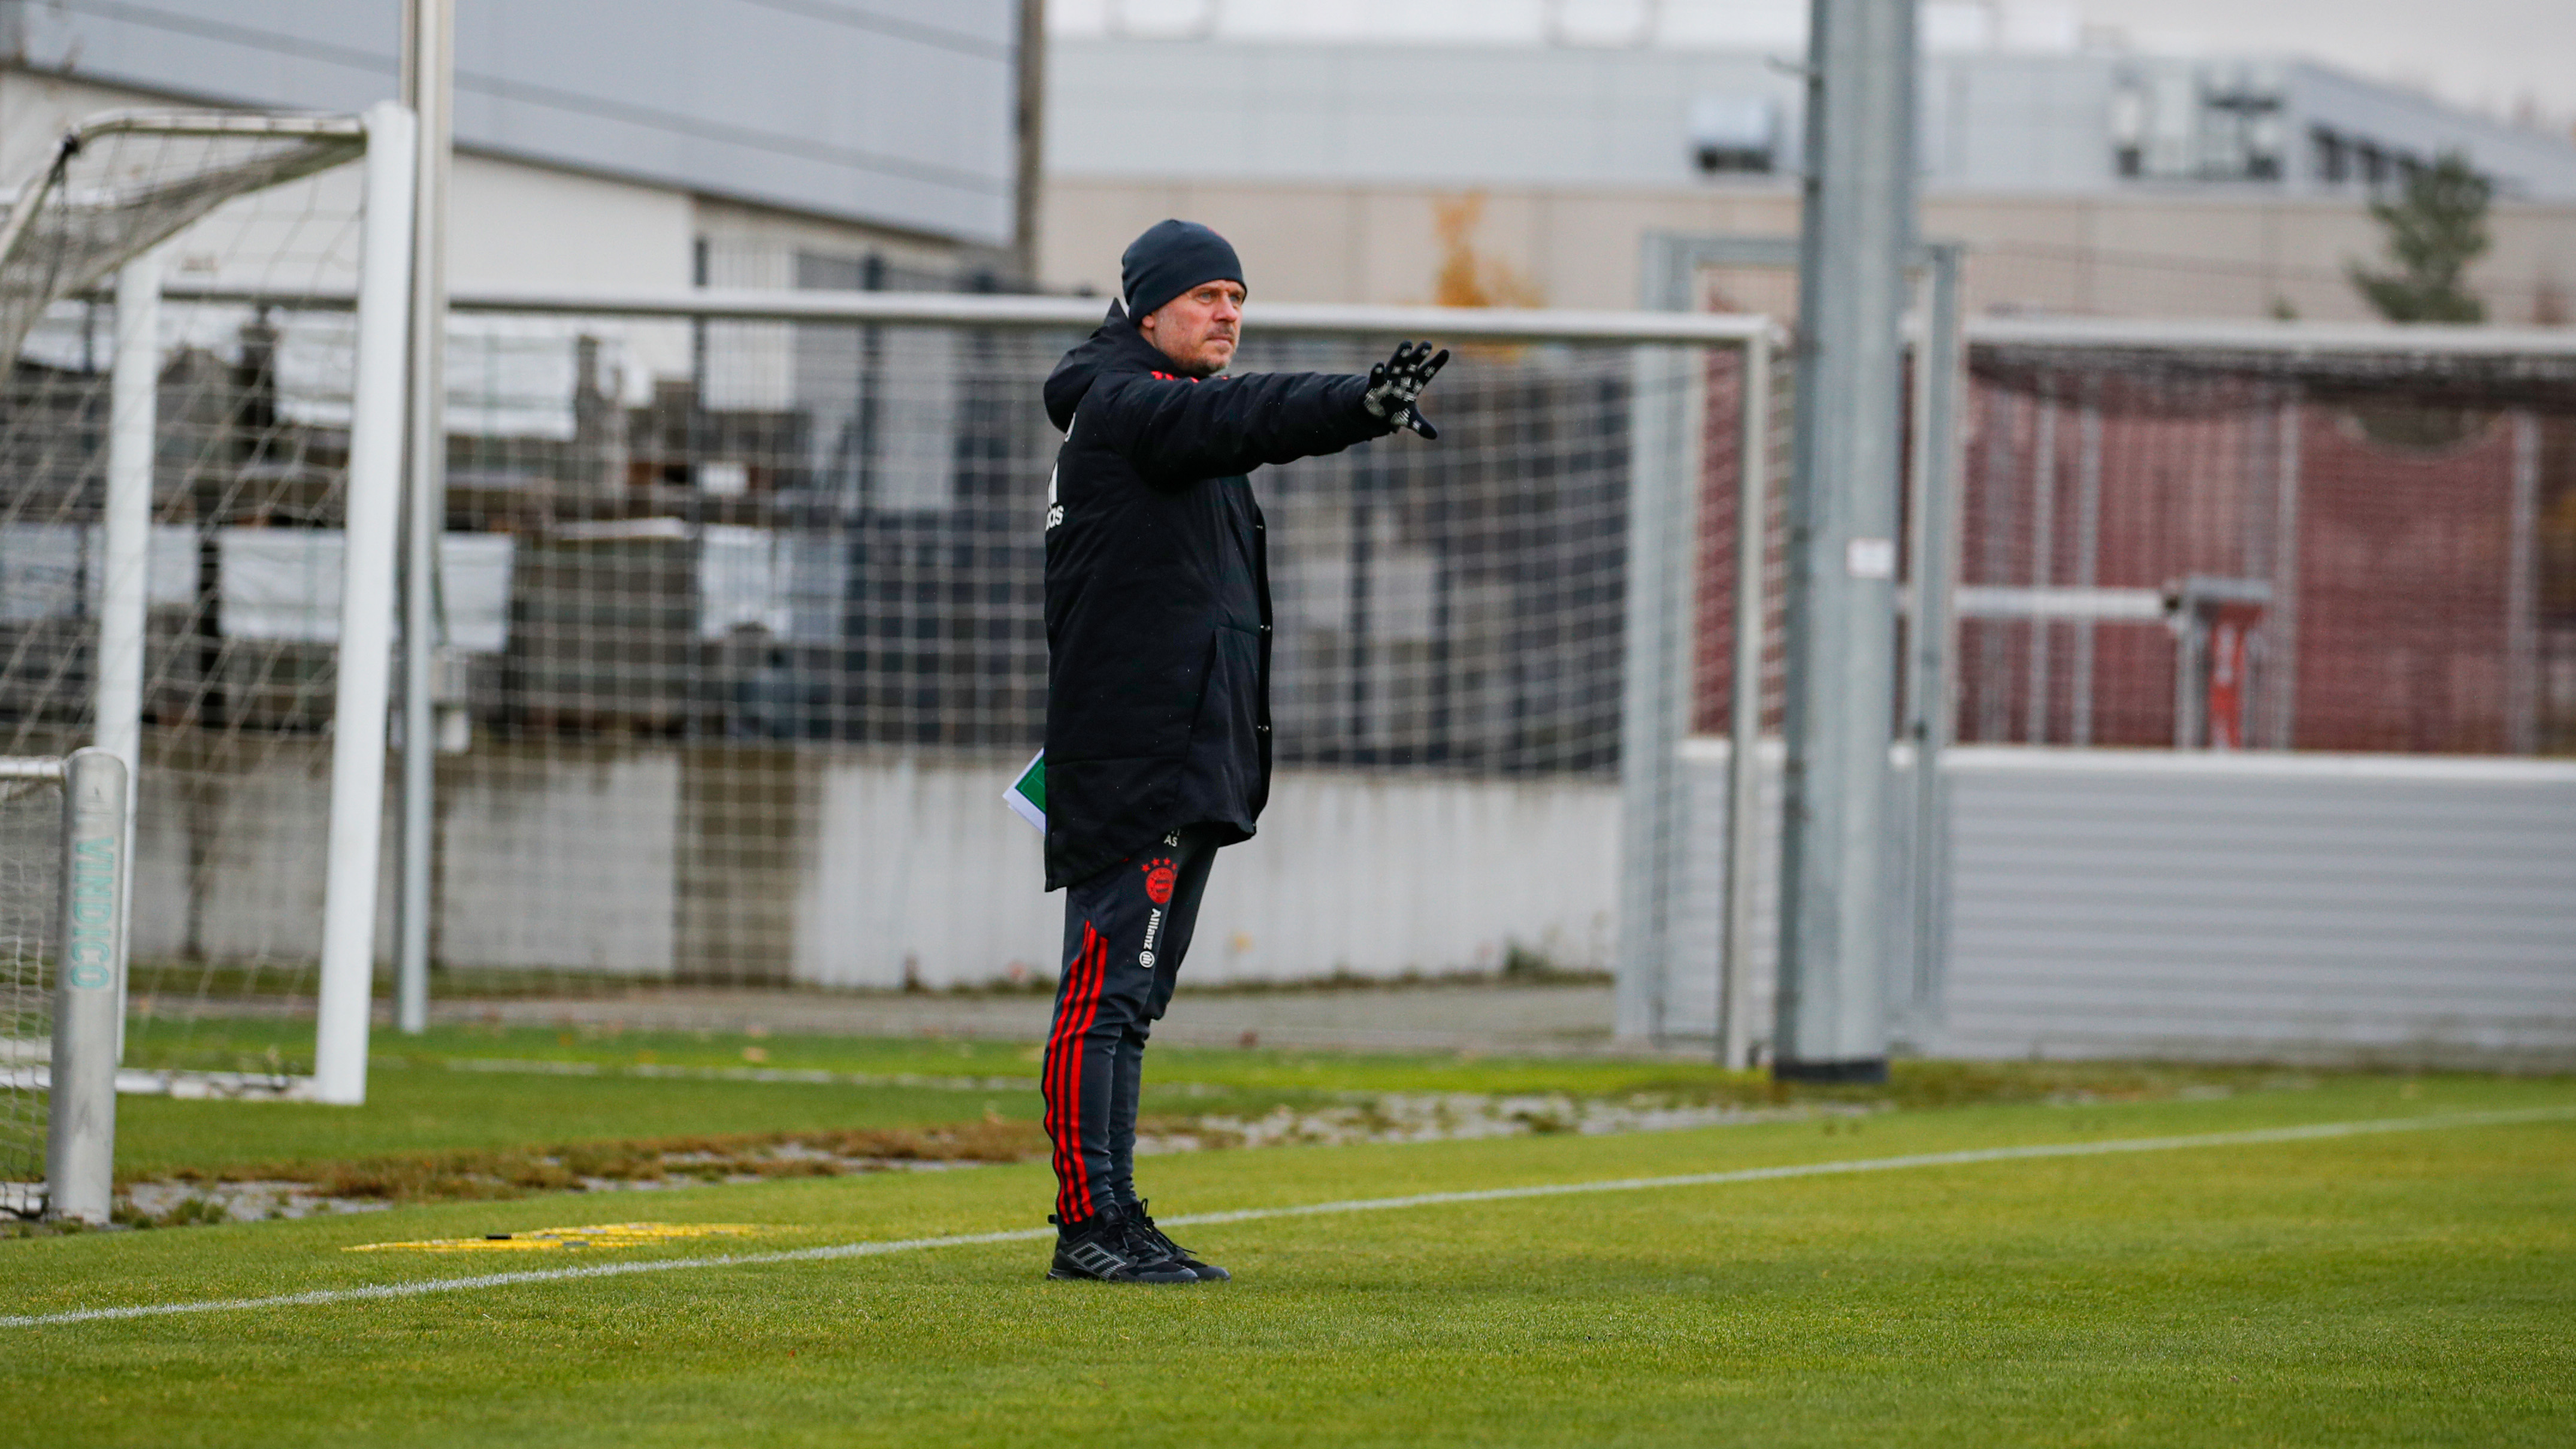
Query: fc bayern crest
[[1142, 858, 1177, 905]]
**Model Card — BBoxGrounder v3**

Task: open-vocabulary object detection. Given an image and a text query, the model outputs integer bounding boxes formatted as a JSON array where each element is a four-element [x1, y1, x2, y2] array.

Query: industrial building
[[0, 0, 1037, 294], [1042, 14, 2576, 320]]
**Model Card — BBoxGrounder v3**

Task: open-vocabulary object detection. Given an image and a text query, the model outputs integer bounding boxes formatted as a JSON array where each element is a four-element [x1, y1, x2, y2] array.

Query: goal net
[[1686, 312, 2576, 1063], [46, 279, 1762, 1049], [0, 763, 64, 1217], [1955, 324, 2576, 755], [0, 110, 388, 1090], [0, 114, 364, 367], [364, 303, 1753, 1010]]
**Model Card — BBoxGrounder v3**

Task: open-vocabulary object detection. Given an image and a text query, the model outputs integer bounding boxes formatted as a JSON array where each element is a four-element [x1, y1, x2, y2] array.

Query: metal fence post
[[47, 750, 128, 1224], [1776, 0, 1916, 1081], [1901, 244, 1963, 1042], [1721, 329, 1773, 1069], [2506, 413, 2541, 755], [396, 0, 455, 1037], [1615, 237, 1703, 1042]]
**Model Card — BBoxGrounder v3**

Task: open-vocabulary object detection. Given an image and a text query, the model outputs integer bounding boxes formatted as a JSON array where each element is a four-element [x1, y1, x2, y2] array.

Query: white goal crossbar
[[139, 282, 1786, 345]]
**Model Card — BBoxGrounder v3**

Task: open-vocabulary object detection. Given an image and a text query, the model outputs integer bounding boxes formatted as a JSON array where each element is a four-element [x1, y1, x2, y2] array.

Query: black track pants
[[1043, 825, 1221, 1224]]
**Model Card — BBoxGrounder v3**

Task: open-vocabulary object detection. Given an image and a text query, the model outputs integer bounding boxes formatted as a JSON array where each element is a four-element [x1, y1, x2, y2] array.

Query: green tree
[[2349, 152, 2493, 323]]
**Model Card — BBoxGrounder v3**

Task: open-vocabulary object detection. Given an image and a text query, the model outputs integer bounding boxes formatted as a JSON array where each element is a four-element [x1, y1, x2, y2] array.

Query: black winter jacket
[[1041, 305, 1395, 890]]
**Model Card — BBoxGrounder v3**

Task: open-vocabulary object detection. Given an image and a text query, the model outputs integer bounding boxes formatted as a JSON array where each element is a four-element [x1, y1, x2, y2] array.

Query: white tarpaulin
[[217, 529, 514, 651], [696, 525, 846, 643], [0, 523, 199, 621]]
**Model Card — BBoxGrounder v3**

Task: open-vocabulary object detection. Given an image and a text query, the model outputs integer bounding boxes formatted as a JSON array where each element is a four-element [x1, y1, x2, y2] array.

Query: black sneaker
[[1045, 1212, 1199, 1284], [1130, 1200, 1229, 1282]]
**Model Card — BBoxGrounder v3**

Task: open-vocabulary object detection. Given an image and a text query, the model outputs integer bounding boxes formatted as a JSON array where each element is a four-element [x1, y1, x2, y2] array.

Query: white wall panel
[[791, 757, 1619, 990], [1933, 749, 2576, 1069]]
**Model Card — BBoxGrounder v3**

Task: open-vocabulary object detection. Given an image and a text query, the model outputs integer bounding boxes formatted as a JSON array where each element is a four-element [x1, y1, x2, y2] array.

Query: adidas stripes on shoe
[[1045, 1212, 1200, 1284]]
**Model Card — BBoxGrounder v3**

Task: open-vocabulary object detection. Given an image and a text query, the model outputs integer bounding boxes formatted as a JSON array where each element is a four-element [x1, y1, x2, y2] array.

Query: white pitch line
[[8, 1105, 2568, 1330]]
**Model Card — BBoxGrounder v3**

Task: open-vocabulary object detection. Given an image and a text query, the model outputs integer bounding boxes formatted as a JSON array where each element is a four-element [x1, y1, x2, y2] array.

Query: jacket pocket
[[1189, 625, 1263, 766]]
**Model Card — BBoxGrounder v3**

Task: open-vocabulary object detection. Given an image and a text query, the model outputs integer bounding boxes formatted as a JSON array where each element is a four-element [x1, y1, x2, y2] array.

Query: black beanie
[[1120, 219, 1244, 322]]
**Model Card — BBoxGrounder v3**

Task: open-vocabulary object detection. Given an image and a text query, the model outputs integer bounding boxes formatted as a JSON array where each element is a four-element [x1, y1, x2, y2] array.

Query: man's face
[[1138, 280, 1244, 376]]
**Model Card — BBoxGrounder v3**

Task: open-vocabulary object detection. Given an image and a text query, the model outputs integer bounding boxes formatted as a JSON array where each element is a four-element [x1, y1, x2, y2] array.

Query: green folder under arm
[[1003, 749, 1044, 834]]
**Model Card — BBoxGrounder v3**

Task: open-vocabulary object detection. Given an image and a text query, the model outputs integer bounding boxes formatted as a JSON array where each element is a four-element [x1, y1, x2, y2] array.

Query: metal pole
[[2070, 388, 2102, 746], [1721, 331, 1772, 1070], [1900, 271, 1932, 1038], [1903, 244, 1963, 1041], [395, 0, 452, 1037], [2173, 607, 2206, 749], [47, 750, 127, 1223], [313, 101, 418, 1106], [2268, 397, 2302, 748], [1973, 391, 2016, 744], [2505, 413, 2540, 755], [1012, 0, 1047, 285], [1615, 236, 1704, 1043], [2023, 389, 2058, 743], [1776, 0, 1914, 1082], [99, 248, 158, 1063]]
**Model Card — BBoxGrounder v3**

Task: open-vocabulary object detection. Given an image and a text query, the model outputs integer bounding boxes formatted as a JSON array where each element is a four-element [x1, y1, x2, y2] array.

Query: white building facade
[[1041, 11, 2576, 320]]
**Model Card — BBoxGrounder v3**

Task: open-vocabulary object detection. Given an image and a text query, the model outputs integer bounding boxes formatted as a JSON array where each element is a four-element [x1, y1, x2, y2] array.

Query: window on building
[[1688, 95, 1779, 176], [2313, 127, 2349, 184], [2110, 81, 2148, 178], [2197, 77, 2285, 182], [2109, 66, 2287, 184]]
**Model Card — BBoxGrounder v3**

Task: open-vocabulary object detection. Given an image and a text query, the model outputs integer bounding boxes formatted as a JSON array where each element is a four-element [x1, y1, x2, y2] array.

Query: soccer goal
[[219, 282, 1783, 1054], [0, 101, 416, 1195]]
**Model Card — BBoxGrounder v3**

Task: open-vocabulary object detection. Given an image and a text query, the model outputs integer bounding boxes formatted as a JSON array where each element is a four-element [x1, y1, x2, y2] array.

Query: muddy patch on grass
[[98, 1120, 1042, 1226], [90, 1095, 1811, 1224], [1134, 1093, 1865, 1152]]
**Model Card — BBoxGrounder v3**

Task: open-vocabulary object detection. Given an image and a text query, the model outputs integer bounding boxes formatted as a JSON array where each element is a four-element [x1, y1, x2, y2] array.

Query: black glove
[[1362, 340, 1450, 440]]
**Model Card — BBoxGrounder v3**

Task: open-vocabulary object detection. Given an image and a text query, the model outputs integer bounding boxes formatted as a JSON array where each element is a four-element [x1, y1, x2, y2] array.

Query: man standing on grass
[[1037, 219, 1447, 1284]]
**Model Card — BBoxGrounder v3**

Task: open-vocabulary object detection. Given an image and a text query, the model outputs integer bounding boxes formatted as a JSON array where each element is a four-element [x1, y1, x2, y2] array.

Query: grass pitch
[[10, 1072, 2573, 1446]]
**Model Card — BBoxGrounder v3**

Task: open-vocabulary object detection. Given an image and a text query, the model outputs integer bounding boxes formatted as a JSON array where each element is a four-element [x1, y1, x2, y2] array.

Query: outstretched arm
[[1088, 341, 1450, 485], [1087, 370, 1386, 484]]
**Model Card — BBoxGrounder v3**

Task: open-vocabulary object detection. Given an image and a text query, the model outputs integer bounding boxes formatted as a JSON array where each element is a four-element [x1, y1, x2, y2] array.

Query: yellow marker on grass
[[347, 1222, 778, 1253]]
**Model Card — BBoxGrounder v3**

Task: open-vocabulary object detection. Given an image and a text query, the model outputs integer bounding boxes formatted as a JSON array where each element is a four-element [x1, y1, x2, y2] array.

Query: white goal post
[[311, 102, 418, 1105]]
